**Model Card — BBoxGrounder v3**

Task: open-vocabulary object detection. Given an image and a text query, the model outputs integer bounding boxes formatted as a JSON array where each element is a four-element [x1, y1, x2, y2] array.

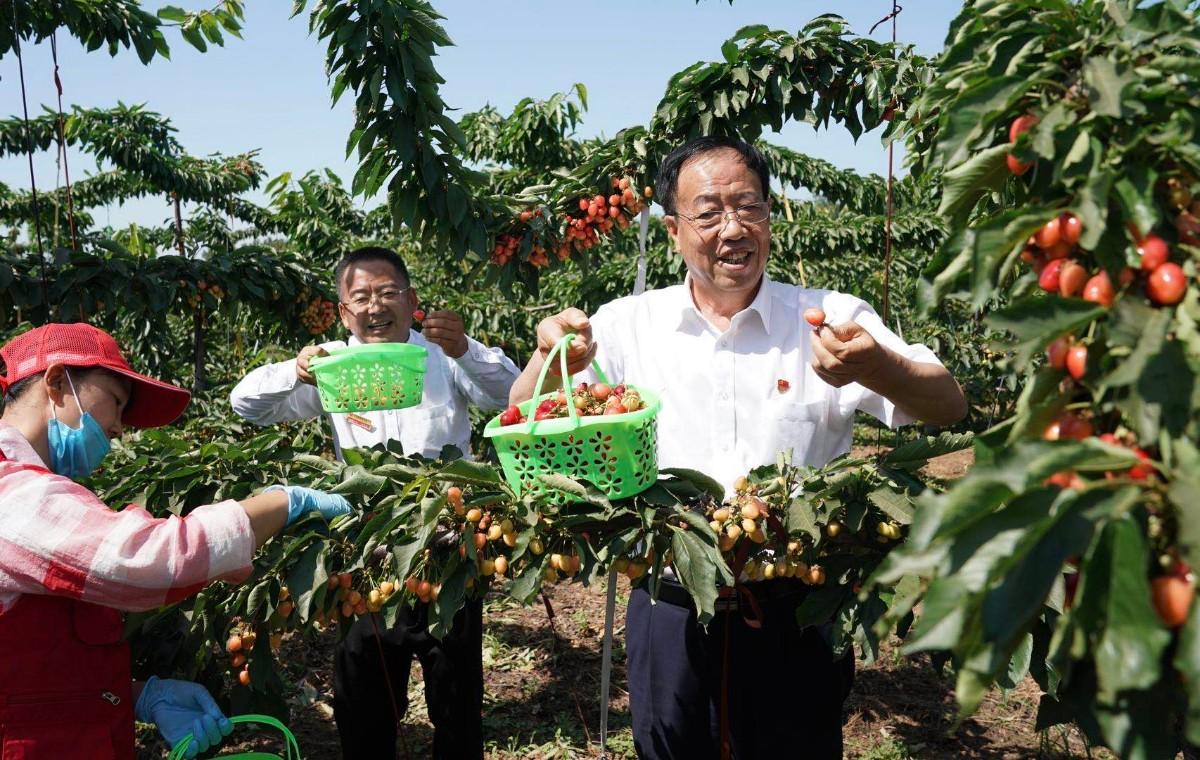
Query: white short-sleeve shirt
[[579, 275, 944, 493]]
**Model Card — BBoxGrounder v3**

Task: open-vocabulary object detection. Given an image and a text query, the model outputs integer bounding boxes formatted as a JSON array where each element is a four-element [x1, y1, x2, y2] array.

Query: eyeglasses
[[342, 287, 409, 311], [674, 201, 770, 232]]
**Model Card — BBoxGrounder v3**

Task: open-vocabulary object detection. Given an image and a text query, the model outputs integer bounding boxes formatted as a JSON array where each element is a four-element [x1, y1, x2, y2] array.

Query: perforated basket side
[[489, 391, 660, 501], [312, 351, 426, 413]]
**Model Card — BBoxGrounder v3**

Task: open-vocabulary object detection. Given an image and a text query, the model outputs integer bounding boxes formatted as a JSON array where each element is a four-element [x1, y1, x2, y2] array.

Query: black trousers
[[333, 595, 484, 760], [626, 582, 855, 760]]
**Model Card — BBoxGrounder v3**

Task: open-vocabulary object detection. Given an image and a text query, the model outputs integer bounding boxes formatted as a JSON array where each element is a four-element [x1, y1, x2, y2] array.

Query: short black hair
[[334, 246, 411, 297], [655, 135, 771, 215]]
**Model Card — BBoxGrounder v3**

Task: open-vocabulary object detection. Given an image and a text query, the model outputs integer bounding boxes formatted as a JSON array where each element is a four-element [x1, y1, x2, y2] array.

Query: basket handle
[[530, 332, 610, 426], [167, 714, 301, 760]]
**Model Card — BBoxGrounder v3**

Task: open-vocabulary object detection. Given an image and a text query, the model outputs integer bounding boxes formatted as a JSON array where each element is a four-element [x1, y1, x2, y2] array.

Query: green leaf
[[439, 458, 504, 485], [997, 632, 1033, 690], [508, 551, 548, 604], [1086, 518, 1171, 697], [247, 578, 271, 618], [986, 297, 1106, 366], [333, 466, 388, 496], [1101, 308, 1170, 389], [1082, 56, 1134, 117], [157, 6, 189, 22], [660, 468, 723, 501], [938, 143, 1011, 220], [884, 432, 975, 471], [721, 39, 739, 64], [1175, 591, 1200, 745], [1113, 165, 1160, 243], [868, 489, 916, 525], [285, 542, 328, 623], [391, 524, 435, 583], [669, 526, 730, 624], [785, 497, 821, 542], [428, 559, 468, 639]]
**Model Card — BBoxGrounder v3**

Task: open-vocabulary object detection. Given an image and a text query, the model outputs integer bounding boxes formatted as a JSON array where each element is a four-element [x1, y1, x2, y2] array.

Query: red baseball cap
[[0, 323, 191, 428]]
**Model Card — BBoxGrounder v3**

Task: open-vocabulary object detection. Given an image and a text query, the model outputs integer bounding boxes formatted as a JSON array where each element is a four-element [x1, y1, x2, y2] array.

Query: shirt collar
[[676, 273, 774, 334], [346, 330, 424, 347], [0, 422, 48, 468]]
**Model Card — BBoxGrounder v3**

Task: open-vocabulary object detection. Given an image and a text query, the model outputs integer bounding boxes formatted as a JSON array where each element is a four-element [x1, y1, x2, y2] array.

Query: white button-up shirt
[[230, 330, 519, 460], [580, 275, 944, 493]]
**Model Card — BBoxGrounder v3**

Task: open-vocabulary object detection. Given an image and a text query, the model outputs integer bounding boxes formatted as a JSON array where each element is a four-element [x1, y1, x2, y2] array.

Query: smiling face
[[337, 259, 418, 344], [663, 148, 772, 306]]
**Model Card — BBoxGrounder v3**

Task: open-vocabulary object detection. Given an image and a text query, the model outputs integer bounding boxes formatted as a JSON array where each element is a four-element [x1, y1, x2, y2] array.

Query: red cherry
[[590, 383, 612, 402], [1009, 114, 1038, 143], [1043, 241, 1072, 261], [499, 405, 522, 426], [1034, 217, 1062, 249], [412, 309, 426, 321], [1058, 261, 1088, 298], [803, 307, 826, 327], [1128, 448, 1154, 480], [1065, 345, 1088, 380], [1046, 336, 1071, 370], [1178, 211, 1200, 246], [1147, 262, 1187, 305], [1039, 259, 1066, 292], [1007, 154, 1032, 176], [1138, 234, 1169, 272], [1082, 271, 1115, 307], [1060, 213, 1083, 245]]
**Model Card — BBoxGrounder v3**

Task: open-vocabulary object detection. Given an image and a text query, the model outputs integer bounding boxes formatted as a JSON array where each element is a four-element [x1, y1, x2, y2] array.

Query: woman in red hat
[[0, 323, 352, 759]]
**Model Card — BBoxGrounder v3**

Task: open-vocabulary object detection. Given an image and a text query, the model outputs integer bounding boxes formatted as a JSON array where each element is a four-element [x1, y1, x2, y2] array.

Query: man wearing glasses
[[509, 136, 966, 758], [231, 246, 518, 759]]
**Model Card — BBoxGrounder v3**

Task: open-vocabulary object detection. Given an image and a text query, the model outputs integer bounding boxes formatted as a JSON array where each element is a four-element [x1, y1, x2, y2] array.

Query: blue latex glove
[[267, 484, 352, 526], [135, 676, 233, 758]]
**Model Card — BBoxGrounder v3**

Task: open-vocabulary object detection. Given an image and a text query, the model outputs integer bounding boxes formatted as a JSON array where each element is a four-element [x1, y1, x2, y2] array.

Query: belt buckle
[[714, 597, 738, 613]]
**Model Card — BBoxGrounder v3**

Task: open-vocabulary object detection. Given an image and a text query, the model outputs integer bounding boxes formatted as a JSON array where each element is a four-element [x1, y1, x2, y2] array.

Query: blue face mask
[[47, 371, 112, 480]]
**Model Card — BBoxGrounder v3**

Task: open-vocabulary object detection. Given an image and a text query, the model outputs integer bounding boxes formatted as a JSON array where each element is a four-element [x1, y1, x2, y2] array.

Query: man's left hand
[[422, 310, 469, 358], [809, 321, 886, 388]]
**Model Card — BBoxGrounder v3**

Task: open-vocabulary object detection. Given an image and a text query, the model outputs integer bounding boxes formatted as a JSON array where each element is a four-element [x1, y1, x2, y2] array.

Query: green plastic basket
[[308, 342, 427, 413], [167, 714, 300, 760], [483, 333, 661, 501]]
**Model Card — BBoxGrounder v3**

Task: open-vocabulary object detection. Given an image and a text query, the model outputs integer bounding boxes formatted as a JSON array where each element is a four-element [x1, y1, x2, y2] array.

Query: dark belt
[[640, 577, 810, 613]]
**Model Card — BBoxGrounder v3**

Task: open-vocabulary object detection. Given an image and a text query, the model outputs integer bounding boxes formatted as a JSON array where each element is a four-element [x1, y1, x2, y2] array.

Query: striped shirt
[[0, 422, 254, 616]]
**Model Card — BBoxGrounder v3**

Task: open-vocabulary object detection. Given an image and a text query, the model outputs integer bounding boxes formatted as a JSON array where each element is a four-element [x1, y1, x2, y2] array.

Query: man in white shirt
[[510, 137, 966, 759], [231, 246, 519, 760]]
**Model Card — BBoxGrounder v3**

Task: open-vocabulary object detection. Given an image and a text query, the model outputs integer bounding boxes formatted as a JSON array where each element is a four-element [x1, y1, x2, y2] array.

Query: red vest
[[0, 458, 135, 759]]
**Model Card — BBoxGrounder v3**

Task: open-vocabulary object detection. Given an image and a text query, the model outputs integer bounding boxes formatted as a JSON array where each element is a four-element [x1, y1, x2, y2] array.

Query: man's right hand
[[536, 308, 596, 376], [296, 345, 329, 385]]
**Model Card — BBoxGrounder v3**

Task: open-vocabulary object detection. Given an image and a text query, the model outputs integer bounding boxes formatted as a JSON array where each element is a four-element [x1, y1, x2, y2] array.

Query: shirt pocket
[[765, 399, 829, 467], [395, 402, 458, 458]]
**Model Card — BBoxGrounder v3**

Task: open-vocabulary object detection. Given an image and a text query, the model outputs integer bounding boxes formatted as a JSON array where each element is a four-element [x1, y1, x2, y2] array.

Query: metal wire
[[9, 2, 49, 304]]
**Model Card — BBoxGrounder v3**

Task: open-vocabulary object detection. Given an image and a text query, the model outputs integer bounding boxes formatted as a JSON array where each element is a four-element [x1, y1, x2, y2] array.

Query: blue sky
[[1, 1, 963, 230]]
